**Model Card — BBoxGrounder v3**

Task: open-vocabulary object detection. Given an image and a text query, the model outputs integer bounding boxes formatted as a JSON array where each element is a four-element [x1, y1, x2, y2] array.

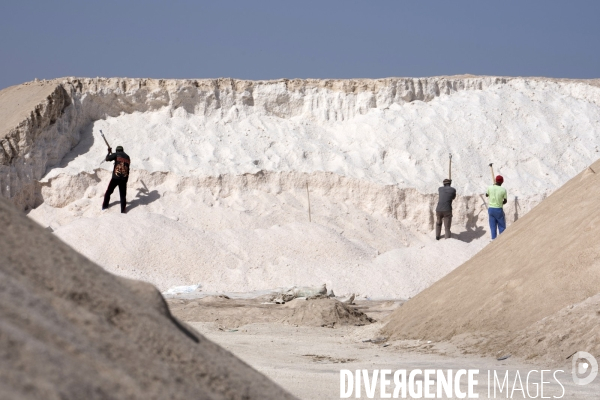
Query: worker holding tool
[[486, 174, 507, 239], [435, 154, 456, 240], [435, 178, 456, 240], [100, 130, 130, 213]]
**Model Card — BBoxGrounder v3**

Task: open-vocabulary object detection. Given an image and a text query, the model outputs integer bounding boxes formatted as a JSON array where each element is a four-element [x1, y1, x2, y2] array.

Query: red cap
[[495, 175, 504, 184]]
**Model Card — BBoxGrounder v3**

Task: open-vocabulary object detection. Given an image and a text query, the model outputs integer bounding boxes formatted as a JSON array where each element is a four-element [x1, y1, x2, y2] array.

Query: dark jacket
[[436, 185, 456, 212], [106, 151, 131, 180]]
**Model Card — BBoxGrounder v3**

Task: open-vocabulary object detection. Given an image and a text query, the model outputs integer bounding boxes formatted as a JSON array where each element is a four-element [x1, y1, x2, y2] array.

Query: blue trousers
[[488, 207, 506, 239]]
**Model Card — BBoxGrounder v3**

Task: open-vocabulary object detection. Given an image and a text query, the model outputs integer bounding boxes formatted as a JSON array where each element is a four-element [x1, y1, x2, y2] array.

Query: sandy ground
[[168, 297, 599, 399]]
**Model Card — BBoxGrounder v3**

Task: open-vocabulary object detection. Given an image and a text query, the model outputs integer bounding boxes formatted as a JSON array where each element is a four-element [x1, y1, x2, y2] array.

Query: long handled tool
[[489, 162, 495, 184], [449, 153, 452, 180], [100, 129, 111, 150], [99, 130, 112, 165]]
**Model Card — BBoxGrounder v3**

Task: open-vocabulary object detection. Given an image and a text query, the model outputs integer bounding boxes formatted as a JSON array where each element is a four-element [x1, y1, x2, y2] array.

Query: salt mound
[[0, 196, 293, 399], [283, 298, 374, 327], [3, 76, 600, 299], [32, 197, 486, 297], [382, 159, 600, 364], [38, 77, 600, 198]]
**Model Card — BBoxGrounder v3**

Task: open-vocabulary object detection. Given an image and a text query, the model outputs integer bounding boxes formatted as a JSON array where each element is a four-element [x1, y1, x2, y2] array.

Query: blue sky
[[1, 1, 599, 89]]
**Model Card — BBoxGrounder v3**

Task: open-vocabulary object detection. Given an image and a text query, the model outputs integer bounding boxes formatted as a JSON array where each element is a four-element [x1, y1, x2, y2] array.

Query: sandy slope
[[0, 196, 294, 399], [0, 80, 60, 138], [498, 293, 600, 365], [382, 159, 600, 364]]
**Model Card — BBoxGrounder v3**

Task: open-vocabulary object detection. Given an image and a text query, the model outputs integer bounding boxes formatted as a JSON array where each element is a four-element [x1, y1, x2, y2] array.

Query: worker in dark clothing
[[435, 178, 456, 240], [102, 145, 131, 213]]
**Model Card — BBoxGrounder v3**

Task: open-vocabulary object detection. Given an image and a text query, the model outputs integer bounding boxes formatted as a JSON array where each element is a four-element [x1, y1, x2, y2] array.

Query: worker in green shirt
[[486, 175, 507, 239]]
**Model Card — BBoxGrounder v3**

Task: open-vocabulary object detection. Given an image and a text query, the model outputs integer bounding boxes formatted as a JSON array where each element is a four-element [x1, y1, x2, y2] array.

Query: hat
[[443, 179, 452, 185], [116, 146, 124, 152], [495, 175, 504, 184]]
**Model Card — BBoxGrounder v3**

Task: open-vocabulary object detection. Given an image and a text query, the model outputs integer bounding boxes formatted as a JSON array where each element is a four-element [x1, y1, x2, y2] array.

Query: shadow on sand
[[453, 202, 487, 243], [127, 180, 160, 211], [453, 226, 486, 243]]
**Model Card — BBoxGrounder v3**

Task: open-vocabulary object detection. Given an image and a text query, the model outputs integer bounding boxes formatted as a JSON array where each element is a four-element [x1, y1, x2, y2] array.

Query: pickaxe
[[100, 130, 111, 152], [489, 162, 495, 184], [99, 130, 112, 166]]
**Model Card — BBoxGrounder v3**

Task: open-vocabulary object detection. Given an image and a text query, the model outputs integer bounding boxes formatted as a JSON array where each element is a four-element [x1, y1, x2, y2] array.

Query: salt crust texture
[[2, 76, 598, 298]]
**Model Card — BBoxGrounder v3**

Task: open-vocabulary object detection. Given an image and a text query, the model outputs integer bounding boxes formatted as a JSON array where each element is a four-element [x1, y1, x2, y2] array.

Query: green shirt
[[487, 184, 507, 208]]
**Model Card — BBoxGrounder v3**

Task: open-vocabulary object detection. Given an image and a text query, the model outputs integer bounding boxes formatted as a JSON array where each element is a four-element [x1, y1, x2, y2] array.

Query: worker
[[102, 145, 131, 213], [486, 175, 507, 239], [435, 178, 456, 240]]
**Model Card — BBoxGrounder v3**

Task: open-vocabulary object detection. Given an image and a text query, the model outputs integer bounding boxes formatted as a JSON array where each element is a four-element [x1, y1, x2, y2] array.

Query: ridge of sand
[[0, 80, 63, 141], [382, 159, 600, 363], [0, 80, 71, 208], [0, 196, 294, 399]]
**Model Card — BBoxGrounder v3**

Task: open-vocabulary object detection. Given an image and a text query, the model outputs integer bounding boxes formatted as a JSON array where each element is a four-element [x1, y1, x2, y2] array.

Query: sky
[[1, 1, 599, 90]]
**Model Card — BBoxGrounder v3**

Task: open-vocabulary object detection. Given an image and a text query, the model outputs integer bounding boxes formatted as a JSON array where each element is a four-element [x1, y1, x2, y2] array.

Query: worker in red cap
[[486, 175, 507, 239]]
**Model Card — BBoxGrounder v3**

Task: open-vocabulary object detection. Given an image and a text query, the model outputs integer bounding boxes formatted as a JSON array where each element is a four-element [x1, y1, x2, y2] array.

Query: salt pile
[[2, 76, 599, 298]]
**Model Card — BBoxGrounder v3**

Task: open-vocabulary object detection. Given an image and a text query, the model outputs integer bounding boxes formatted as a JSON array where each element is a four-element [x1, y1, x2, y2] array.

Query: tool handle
[[99, 130, 111, 149]]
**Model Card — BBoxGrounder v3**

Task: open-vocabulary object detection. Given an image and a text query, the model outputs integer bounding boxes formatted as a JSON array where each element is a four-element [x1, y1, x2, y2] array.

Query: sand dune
[[382, 159, 600, 365], [0, 196, 294, 399]]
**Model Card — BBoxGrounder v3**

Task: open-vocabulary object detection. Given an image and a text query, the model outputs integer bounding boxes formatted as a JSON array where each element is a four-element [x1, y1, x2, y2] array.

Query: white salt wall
[[22, 76, 600, 298], [45, 78, 600, 198]]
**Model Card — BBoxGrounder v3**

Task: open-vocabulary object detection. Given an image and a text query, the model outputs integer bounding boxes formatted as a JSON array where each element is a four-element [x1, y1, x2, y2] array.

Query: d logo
[[572, 351, 598, 386]]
